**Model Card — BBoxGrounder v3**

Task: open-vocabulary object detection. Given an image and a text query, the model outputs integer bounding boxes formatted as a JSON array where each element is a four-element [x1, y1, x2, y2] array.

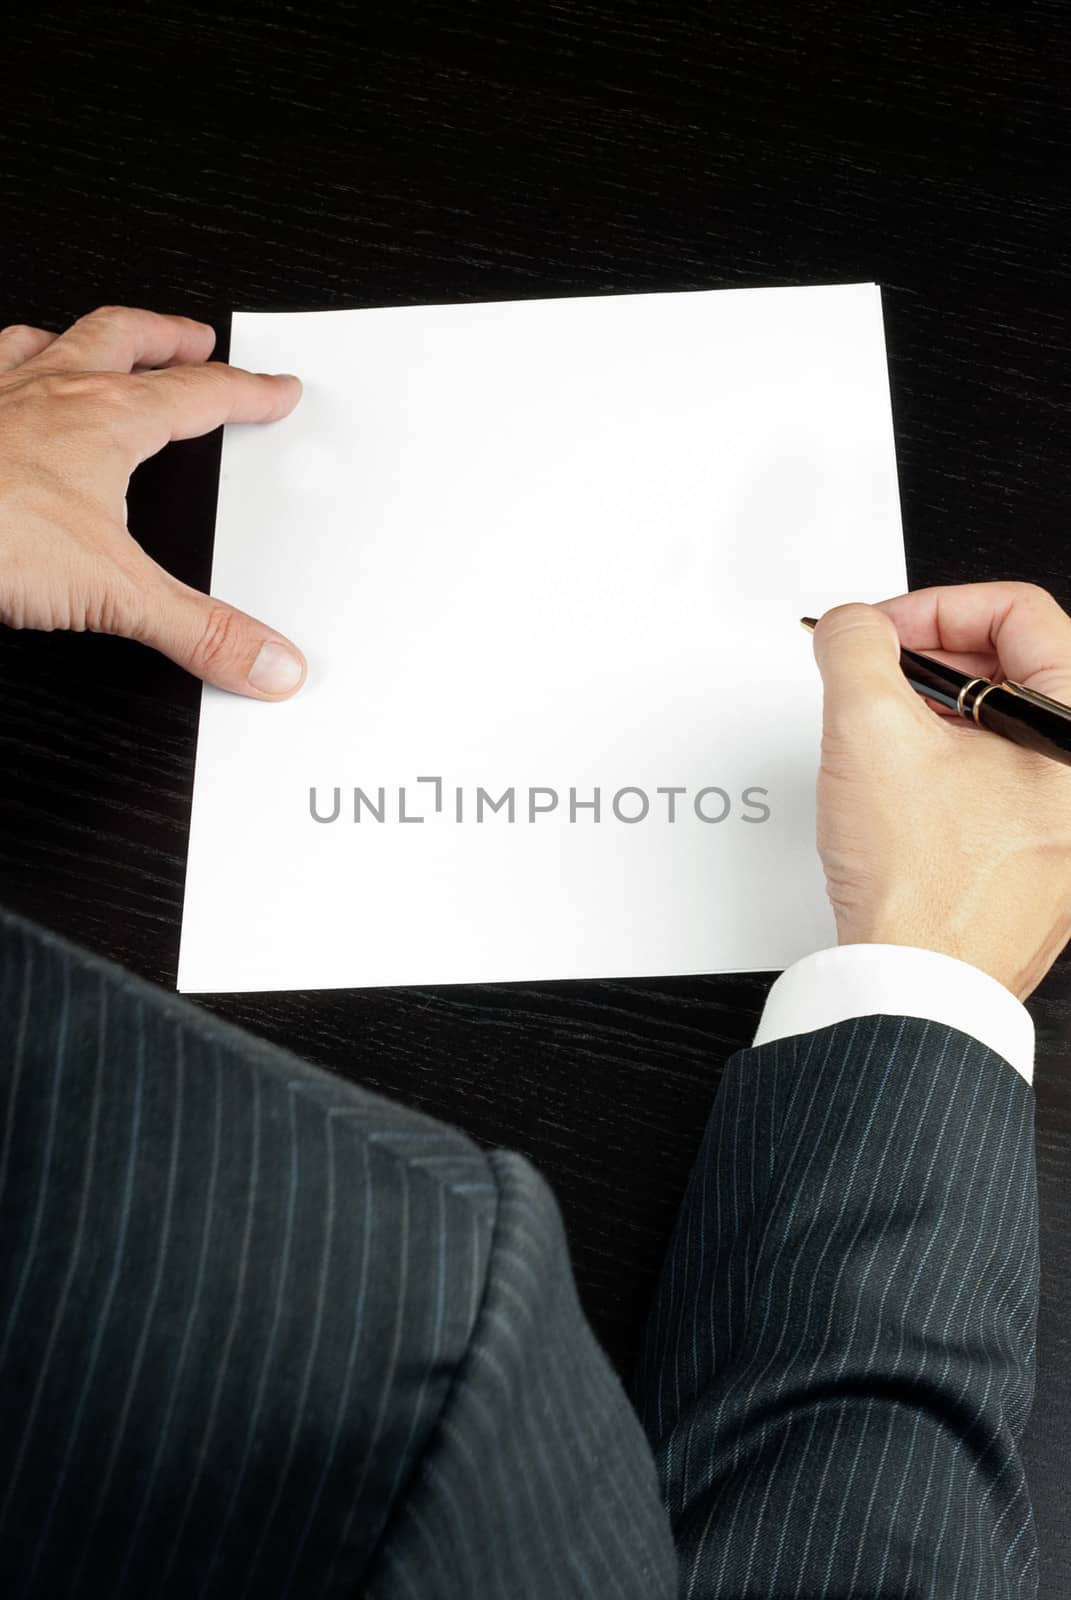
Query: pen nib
[[800, 616, 818, 632]]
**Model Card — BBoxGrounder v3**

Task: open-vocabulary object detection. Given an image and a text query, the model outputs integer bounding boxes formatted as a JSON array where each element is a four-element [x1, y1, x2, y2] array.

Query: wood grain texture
[[2, 1, 1069, 1589]]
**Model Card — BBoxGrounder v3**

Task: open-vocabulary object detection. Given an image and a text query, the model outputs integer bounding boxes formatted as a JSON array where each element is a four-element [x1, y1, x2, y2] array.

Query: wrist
[[835, 924, 1029, 1002]]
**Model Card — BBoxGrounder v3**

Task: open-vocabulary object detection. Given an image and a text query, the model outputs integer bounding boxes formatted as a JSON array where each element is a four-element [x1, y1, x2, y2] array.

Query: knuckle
[[38, 370, 134, 408], [1011, 580, 1052, 605], [85, 303, 133, 327], [164, 360, 228, 394], [198, 360, 234, 386], [193, 604, 243, 673]]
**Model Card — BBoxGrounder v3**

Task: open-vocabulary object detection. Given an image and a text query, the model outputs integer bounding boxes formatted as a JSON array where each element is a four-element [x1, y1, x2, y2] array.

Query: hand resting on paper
[[0, 304, 307, 699], [811, 583, 1071, 1001]]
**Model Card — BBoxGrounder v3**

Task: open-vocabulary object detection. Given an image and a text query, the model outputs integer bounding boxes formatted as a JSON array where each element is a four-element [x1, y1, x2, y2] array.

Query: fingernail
[[248, 640, 304, 695]]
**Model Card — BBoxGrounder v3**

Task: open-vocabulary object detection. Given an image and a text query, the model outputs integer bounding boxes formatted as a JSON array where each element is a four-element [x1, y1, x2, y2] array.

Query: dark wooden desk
[[3, 2, 1069, 1591]]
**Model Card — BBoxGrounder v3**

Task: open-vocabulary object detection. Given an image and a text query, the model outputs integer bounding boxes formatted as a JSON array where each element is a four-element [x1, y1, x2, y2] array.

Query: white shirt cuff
[[752, 944, 1035, 1086]]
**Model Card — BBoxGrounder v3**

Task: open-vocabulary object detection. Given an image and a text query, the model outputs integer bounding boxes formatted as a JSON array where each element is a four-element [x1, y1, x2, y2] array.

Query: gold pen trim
[[971, 680, 1003, 724], [957, 677, 990, 719], [998, 679, 1071, 719]]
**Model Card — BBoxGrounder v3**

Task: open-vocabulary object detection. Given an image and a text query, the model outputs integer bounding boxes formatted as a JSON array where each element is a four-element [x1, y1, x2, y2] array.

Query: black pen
[[800, 616, 1071, 770]]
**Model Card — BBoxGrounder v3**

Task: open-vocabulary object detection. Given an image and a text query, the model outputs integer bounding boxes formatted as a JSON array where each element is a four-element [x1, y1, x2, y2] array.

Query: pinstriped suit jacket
[[0, 906, 1039, 1597]]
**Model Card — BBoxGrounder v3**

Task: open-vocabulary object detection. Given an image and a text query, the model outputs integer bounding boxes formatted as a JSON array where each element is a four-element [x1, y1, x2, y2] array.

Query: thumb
[[133, 571, 307, 699], [811, 602, 923, 737]]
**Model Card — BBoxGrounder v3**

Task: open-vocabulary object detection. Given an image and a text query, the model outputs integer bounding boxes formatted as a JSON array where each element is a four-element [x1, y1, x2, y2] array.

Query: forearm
[[633, 1015, 1040, 1598]]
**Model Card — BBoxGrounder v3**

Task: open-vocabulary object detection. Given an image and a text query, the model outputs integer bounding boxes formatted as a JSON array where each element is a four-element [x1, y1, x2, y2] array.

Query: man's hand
[[0, 305, 306, 698], [812, 582, 1071, 1001]]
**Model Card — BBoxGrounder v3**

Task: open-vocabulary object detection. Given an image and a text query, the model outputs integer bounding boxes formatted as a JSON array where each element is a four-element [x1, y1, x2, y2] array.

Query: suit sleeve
[[632, 1014, 1040, 1599]]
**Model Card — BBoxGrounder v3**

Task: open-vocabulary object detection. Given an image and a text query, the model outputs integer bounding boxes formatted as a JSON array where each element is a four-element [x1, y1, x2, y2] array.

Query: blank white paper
[[177, 283, 907, 993]]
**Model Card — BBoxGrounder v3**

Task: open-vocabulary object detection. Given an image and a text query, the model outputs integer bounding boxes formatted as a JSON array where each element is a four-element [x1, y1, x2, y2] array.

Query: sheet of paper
[[177, 282, 907, 993]]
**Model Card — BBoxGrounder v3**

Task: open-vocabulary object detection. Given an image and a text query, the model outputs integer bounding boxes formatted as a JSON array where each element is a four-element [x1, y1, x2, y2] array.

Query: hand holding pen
[[804, 583, 1071, 1001], [802, 603, 1071, 768]]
